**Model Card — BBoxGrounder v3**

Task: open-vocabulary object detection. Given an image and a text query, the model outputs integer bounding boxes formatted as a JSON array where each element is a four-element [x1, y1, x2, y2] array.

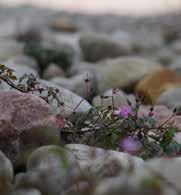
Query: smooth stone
[[95, 57, 162, 93], [11, 188, 42, 195], [79, 33, 131, 62], [0, 39, 23, 61], [51, 71, 96, 99], [4, 55, 39, 71], [92, 89, 136, 109], [43, 64, 65, 80], [15, 145, 80, 195], [157, 87, 181, 110], [37, 80, 92, 117], [0, 90, 58, 165], [0, 151, 13, 194], [65, 144, 143, 180]]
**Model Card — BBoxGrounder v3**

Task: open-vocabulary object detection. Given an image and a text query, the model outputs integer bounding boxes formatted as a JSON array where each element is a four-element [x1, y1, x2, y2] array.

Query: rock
[[0, 90, 59, 165], [131, 29, 163, 51], [135, 68, 181, 104], [156, 47, 175, 66], [0, 39, 23, 61], [172, 40, 181, 54], [93, 176, 140, 195], [111, 30, 133, 53], [3, 63, 39, 80], [170, 57, 181, 75], [51, 71, 97, 99], [50, 17, 78, 33], [138, 105, 173, 126], [15, 145, 80, 195], [95, 57, 162, 93], [92, 89, 136, 109], [0, 151, 13, 195], [43, 64, 65, 80], [38, 80, 92, 117], [133, 158, 181, 195], [4, 55, 38, 71], [157, 88, 181, 110], [24, 40, 75, 72], [79, 33, 131, 62], [11, 188, 42, 195], [65, 144, 143, 181]]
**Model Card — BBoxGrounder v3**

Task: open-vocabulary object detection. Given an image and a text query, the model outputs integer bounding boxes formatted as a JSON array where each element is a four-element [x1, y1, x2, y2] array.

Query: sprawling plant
[[0, 64, 181, 159]]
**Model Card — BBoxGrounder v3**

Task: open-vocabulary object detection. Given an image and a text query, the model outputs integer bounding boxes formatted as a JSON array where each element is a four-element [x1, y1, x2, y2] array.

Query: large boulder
[[0, 90, 59, 165]]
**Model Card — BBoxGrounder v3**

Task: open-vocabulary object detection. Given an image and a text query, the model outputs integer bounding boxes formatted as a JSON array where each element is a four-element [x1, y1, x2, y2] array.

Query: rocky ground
[[1, 5, 181, 195]]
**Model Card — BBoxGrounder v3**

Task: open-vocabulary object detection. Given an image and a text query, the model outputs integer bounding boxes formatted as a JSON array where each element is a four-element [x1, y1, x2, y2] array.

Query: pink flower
[[120, 136, 141, 152], [119, 105, 132, 118]]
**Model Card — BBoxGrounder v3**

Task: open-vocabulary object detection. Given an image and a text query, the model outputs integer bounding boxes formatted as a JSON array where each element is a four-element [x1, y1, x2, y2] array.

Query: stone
[[0, 151, 13, 195], [65, 144, 143, 181], [43, 64, 65, 80], [24, 40, 75, 72], [133, 158, 181, 195], [131, 29, 164, 52], [38, 80, 92, 117], [135, 68, 181, 104], [50, 17, 78, 33], [157, 87, 181, 110], [79, 33, 131, 62], [4, 55, 38, 71], [51, 71, 96, 99], [170, 57, 181, 75], [92, 89, 136, 109], [11, 188, 42, 195], [172, 40, 181, 54], [95, 57, 162, 93], [15, 145, 80, 195], [0, 90, 59, 165], [0, 39, 23, 61]]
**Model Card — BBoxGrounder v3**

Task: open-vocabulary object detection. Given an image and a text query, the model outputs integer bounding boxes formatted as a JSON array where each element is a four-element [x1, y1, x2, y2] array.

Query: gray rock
[[65, 144, 143, 181], [79, 33, 131, 62], [0, 151, 13, 195], [156, 88, 181, 110], [92, 89, 136, 109], [11, 188, 42, 195], [38, 80, 92, 117], [172, 40, 181, 54], [15, 145, 80, 195], [95, 57, 162, 93], [0, 39, 23, 62], [5, 55, 39, 71], [51, 71, 96, 99], [43, 64, 65, 80], [169, 57, 181, 75]]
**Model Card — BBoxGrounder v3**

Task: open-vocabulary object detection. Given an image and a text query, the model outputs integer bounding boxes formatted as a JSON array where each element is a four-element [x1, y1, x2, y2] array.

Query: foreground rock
[[11, 188, 42, 195], [0, 90, 59, 165], [15, 145, 80, 195], [0, 151, 13, 195], [65, 144, 143, 181]]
